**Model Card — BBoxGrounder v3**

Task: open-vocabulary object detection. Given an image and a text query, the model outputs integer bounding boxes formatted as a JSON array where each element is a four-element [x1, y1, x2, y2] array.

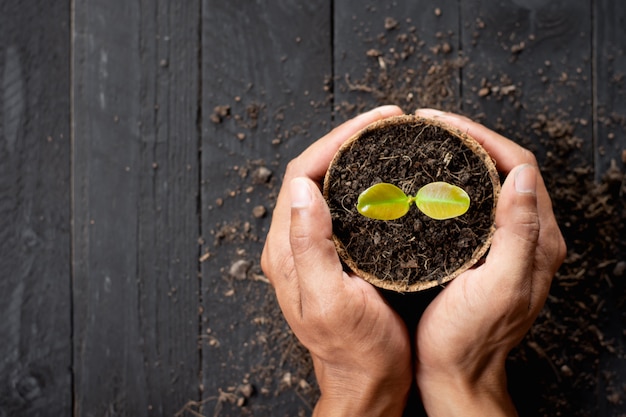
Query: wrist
[[313, 373, 410, 417], [416, 364, 517, 417]]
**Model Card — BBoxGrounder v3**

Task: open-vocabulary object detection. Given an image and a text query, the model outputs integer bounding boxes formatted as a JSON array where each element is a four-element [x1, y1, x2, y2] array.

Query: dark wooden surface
[[72, 1, 200, 416], [1, 1, 624, 416], [0, 1, 72, 416]]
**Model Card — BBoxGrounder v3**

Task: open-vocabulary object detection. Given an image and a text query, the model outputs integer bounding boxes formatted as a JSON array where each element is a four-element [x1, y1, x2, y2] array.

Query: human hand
[[413, 109, 567, 416], [261, 106, 412, 417]]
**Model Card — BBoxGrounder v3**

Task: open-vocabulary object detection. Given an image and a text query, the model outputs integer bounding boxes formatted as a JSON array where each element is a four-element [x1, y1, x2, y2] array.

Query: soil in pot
[[323, 115, 500, 292]]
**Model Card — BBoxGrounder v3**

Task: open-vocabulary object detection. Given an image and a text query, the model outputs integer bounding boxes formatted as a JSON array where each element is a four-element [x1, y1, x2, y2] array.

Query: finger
[[289, 177, 346, 315], [473, 164, 541, 306], [414, 108, 536, 173]]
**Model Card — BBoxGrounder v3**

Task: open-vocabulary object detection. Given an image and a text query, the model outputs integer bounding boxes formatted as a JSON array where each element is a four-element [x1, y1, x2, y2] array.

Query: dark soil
[[324, 117, 497, 291]]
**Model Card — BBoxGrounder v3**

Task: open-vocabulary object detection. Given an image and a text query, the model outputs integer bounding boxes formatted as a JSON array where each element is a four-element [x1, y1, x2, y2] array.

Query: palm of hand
[[296, 273, 413, 392], [415, 265, 537, 381]]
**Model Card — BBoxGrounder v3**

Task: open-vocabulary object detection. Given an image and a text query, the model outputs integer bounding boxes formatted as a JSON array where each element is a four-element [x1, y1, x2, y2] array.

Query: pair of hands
[[261, 106, 566, 417]]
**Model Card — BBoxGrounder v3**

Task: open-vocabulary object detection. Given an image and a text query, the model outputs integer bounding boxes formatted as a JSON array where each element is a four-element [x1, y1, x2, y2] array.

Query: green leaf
[[415, 182, 470, 220], [357, 183, 411, 220]]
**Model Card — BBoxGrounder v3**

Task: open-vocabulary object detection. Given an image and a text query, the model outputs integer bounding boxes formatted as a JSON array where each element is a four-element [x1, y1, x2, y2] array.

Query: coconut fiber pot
[[323, 114, 501, 292]]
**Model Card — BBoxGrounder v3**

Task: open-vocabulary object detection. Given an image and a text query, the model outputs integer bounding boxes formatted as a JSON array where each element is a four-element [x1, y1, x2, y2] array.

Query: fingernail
[[358, 105, 402, 119], [290, 177, 312, 208], [514, 164, 537, 194], [415, 108, 445, 117]]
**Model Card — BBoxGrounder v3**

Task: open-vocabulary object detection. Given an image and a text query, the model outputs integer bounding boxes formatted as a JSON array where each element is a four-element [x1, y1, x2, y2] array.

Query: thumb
[[482, 164, 540, 295], [289, 177, 345, 307]]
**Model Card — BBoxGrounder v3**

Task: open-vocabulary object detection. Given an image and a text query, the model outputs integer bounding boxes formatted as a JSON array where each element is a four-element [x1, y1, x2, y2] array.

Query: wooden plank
[[334, 0, 463, 119], [594, 0, 626, 179], [333, 2, 462, 415], [200, 1, 332, 415], [72, 1, 201, 415], [0, 1, 72, 416]]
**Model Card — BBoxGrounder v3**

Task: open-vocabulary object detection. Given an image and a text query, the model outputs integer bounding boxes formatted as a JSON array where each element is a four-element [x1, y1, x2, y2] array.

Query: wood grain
[[0, 1, 72, 416]]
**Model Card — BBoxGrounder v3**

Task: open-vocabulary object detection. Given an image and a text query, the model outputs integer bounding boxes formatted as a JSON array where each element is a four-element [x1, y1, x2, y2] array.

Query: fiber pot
[[323, 114, 501, 292]]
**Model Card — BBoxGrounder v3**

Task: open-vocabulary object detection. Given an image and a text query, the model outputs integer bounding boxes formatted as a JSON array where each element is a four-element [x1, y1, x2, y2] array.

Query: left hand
[[261, 106, 412, 417]]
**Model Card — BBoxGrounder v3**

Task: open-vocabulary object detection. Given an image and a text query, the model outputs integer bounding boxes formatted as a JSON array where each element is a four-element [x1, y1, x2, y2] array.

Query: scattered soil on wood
[[324, 117, 497, 291]]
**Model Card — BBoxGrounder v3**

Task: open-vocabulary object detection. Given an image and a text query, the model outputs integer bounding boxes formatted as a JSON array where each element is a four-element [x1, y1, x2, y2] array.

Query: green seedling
[[357, 182, 470, 221]]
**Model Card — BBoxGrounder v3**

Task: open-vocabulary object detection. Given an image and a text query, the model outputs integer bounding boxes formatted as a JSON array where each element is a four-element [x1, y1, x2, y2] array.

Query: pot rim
[[323, 114, 501, 292]]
